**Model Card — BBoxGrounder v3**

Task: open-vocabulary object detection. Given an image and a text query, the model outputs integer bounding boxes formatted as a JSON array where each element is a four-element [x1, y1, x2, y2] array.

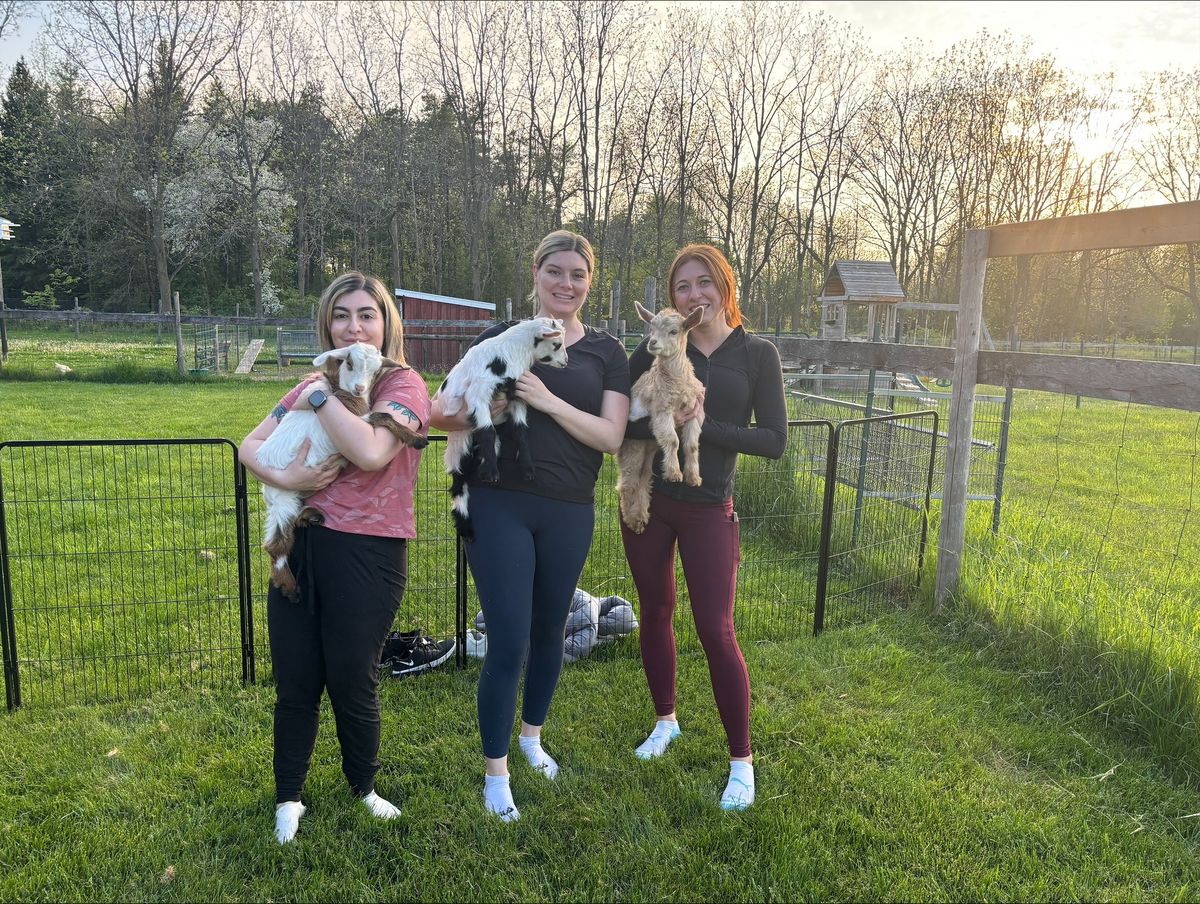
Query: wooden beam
[[977, 352, 1200, 412], [986, 201, 1200, 258], [936, 229, 989, 608], [772, 337, 956, 380]]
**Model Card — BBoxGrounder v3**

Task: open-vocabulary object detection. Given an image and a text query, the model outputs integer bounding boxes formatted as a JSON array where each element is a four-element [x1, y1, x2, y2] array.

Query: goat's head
[[636, 301, 703, 359], [528, 317, 569, 368], [312, 343, 390, 399]]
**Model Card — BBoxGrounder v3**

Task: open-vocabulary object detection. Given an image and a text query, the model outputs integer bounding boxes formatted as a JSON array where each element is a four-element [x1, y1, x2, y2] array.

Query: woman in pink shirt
[[239, 272, 431, 844]]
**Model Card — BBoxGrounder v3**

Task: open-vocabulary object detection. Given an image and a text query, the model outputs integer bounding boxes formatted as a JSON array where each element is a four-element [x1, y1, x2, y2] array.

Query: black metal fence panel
[[817, 411, 938, 632], [1, 415, 937, 708], [241, 436, 461, 682], [0, 440, 250, 708]]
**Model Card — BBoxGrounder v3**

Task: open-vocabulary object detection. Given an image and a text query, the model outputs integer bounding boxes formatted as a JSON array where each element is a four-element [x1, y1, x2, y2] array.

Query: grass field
[[1, 338, 1199, 899], [0, 616, 1197, 902], [956, 392, 1200, 777]]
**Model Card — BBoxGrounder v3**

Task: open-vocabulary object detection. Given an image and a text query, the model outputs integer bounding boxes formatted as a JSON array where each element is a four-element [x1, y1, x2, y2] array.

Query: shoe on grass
[[383, 633, 456, 677]]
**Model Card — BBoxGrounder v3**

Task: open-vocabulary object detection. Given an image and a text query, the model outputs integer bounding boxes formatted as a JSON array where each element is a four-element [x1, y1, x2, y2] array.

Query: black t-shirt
[[464, 321, 630, 503], [626, 326, 787, 503]]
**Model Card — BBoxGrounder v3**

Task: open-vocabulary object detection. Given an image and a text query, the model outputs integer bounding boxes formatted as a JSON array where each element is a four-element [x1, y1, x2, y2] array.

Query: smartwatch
[[308, 388, 328, 410]]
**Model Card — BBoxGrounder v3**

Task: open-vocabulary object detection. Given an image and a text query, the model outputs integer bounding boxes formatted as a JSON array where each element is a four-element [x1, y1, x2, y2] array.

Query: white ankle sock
[[635, 719, 681, 760], [721, 761, 755, 811], [518, 734, 559, 779], [361, 790, 401, 820], [483, 774, 520, 822], [274, 800, 306, 844]]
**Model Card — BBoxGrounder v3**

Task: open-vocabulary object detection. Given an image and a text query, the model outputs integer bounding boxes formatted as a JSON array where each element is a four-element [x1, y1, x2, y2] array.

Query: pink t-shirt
[[279, 366, 431, 539]]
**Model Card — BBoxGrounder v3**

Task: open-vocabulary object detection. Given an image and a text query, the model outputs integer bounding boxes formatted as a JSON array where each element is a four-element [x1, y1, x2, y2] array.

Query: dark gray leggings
[[466, 485, 595, 759]]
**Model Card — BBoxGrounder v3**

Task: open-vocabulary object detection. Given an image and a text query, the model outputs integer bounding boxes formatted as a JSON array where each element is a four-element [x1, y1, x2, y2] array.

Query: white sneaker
[[466, 629, 487, 659]]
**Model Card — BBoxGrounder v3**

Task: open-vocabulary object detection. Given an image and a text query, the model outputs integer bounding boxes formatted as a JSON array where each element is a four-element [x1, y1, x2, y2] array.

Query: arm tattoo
[[386, 401, 421, 428], [271, 404, 287, 423]]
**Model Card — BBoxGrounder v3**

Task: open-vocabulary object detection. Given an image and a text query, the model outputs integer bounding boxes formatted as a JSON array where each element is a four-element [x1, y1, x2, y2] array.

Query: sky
[[808, 0, 1200, 81], [1, 0, 1197, 83]]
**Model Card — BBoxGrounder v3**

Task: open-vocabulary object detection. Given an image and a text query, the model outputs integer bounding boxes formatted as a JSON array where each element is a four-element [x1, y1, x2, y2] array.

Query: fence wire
[[0, 440, 249, 708], [2, 415, 939, 708]]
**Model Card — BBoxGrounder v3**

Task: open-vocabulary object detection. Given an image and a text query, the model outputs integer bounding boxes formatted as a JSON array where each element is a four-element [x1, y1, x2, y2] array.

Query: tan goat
[[617, 301, 705, 533]]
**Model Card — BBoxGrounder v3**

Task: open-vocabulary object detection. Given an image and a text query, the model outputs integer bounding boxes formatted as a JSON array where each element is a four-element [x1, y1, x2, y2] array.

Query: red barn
[[396, 288, 496, 373]]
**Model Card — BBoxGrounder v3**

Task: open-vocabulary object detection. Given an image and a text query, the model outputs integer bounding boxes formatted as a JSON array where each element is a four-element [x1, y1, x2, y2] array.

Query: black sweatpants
[[267, 524, 407, 804]]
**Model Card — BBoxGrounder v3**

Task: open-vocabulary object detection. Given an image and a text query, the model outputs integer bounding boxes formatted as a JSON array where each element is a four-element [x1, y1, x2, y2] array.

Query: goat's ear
[[313, 347, 350, 367], [538, 328, 563, 340], [682, 306, 704, 330], [635, 301, 655, 324], [380, 356, 402, 369]]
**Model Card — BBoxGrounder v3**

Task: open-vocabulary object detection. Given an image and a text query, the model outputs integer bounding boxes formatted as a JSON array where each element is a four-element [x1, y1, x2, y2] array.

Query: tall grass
[[951, 392, 1200, 780]]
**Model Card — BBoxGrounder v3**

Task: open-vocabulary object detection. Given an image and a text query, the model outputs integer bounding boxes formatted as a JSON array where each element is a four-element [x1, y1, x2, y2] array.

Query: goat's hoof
[[621, 511, 649, 534], [478, 467, 499, 483], [685, 474, 701, 487], [413, 437, 429, 450], [661, 468, 683, 483]]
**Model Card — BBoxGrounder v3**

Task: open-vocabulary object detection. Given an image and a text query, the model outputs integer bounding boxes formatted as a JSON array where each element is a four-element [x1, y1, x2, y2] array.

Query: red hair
[[667, 244, 742, 328]]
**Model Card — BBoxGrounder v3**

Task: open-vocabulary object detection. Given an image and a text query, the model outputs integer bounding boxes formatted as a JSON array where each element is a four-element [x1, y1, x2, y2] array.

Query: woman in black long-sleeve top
[[621, 243, 786, 812]]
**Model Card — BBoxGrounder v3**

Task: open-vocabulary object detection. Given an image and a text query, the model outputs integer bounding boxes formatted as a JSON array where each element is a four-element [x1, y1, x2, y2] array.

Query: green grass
[[2, 347, 1200, 897], [952, 391, 1200, 778], [0, 615, 1197, 902]]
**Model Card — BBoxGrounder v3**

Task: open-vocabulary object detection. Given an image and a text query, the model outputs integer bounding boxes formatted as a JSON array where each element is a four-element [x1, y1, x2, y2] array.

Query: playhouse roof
[[394, 287, 495, 311], [817, 261, 905, 304]]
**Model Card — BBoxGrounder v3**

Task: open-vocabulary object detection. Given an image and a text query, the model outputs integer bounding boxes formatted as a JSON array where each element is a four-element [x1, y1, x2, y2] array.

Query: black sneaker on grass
[[382, 632, 456, 677]]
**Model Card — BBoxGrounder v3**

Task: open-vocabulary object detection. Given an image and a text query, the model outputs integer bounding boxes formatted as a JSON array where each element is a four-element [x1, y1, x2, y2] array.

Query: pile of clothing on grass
[[467, 588, 638, 662]]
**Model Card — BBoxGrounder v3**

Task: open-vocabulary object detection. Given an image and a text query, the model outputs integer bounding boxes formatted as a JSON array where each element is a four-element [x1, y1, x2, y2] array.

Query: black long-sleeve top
[[626, 325, 788, 504]]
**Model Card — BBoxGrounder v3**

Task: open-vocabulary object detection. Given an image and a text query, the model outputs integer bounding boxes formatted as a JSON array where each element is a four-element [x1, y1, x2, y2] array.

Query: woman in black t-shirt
[[430, 231, 630, 822], [621, 244, 787, 812]]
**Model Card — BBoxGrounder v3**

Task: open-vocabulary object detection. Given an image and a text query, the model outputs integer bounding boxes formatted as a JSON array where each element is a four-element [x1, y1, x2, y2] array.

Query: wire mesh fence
[[818, 412, 938, 632], [0, 440, 251, 708], [241, 437, 462, 683], [2, 416, 939, 708], [785, 370, 1006, 505]]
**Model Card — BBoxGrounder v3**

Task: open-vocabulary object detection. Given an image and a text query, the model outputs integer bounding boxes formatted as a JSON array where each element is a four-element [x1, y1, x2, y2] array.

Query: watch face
[[309, 389, 327, 409]]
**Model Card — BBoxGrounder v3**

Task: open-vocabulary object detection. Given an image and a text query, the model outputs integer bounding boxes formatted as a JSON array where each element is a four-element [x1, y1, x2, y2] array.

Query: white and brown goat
[[616, 301, 704, 533], [439, 317, 568, 539], [256, 343, 427, 599]]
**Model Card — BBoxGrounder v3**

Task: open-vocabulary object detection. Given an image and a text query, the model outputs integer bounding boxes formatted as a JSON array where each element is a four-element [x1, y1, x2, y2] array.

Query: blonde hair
[[315, 271, 408, 367], [667, 244, 743, 328], [527, 230, 595, 315]]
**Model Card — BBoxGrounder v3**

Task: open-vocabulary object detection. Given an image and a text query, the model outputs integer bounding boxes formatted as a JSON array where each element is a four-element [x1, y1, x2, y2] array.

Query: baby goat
[[439, 317, 568, 539], [617, 301, 705, 533], [257, 343, 427, 599]]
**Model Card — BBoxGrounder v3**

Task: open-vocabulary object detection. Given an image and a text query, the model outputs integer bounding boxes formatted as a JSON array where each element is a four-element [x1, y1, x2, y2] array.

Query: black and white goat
[[257, 343, 427, 599], [439, 317, 568, 538]]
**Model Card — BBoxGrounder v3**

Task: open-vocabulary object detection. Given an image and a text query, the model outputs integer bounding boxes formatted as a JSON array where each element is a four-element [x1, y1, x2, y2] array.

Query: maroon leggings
[[620, 492, 751, 758]]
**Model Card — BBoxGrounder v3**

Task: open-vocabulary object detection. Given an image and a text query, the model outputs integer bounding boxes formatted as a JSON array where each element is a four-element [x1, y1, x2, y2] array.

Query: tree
[[210, 4, 291, 316], [0, 0, 29, 44], [1137, 68, 1200, 345], [48, 0, 235, 315]]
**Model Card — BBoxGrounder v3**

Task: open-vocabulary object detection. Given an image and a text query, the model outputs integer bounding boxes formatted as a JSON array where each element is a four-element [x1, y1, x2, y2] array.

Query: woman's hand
[[514, 372, 561, 416], [674, 393, 705, 429], [292, 378, 332, 411], [275, 438, 343, 492]]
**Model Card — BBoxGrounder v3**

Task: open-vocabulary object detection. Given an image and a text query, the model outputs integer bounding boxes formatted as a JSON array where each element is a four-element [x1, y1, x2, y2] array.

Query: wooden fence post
[[173, 290, 186, 377], [935, 228, 990, 609]]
